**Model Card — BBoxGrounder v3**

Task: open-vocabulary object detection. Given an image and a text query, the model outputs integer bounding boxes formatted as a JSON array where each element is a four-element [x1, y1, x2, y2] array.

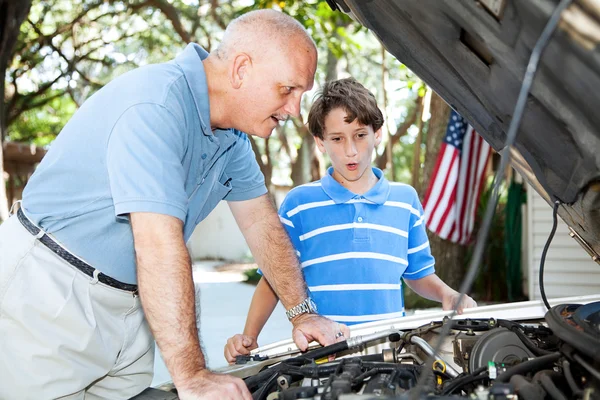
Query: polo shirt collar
[[175, 43, 212, 136], [321, 167, 390, 205]]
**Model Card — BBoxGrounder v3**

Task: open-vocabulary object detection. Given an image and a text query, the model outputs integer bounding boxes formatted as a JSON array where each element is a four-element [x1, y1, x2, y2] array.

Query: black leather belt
[[17, 208, 138, 293]]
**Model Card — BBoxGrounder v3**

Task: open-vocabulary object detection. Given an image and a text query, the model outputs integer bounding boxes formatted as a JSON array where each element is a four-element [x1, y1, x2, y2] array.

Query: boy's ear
[[315, 136, 327, 154], [230, 53, 252, 89], [374, 127, 383, 146]]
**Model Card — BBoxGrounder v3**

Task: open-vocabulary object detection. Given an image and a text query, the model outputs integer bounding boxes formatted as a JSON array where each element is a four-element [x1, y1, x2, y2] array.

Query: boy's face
[[315, 107, 382, 187]]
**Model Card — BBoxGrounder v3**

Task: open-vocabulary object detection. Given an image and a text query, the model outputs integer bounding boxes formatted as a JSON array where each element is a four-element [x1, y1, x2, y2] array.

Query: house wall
[[527, 187, 600, 299], [187, 187, 291, 261]]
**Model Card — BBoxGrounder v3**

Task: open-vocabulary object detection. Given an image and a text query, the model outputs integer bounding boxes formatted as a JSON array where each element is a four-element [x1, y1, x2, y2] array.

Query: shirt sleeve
[[223, 131, 268, 201], [403, 189, 435, 280], [106, 103, 188, 222]]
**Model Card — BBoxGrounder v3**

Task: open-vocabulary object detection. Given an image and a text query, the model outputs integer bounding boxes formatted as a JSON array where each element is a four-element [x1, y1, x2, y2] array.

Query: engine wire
[[409, 0, 574, 397], [540, 200, 561, 310]]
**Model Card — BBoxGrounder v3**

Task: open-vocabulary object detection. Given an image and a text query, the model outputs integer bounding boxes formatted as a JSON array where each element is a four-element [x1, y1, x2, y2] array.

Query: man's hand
[[442, 292, 477, 314], [177, 369, 251, 400], [291, 314, 350, 351], [224, 334, 258, 364]]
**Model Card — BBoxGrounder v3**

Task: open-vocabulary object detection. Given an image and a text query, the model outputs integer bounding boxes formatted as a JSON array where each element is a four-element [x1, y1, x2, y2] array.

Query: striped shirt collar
[[321, 167, 391, 205]]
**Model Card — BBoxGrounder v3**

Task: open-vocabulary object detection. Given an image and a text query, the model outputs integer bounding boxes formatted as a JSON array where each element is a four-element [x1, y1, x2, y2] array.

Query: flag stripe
[[423, 111, 490, 244]]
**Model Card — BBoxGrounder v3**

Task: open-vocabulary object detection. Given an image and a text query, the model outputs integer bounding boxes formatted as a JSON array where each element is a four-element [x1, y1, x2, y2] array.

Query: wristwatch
[[285, 297, 318, 320]]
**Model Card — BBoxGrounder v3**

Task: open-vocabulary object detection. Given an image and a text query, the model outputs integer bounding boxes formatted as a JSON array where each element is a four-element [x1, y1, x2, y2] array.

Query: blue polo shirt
[[22, 44, 267, 284], [278, 168, 435, 325]]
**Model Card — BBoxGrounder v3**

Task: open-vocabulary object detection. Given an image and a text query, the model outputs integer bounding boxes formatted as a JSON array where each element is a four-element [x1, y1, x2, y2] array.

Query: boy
[[224, 78, 476, 363]]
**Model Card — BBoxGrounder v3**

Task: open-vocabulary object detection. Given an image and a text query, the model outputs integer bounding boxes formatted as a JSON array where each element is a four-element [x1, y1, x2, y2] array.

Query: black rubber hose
[[539, 373, 568, 400], [509, 375, 546, 400], [251, 372, 279, 400], [513, 327, 553, 356], [562, 360, 583, 397], [441, 374, 489, 395], [245, 367, 281, 391], [496, 353, 561, 383], [285, 340, 349, 364], [539, 201, 560, 310], [496, 319, 552, 356]]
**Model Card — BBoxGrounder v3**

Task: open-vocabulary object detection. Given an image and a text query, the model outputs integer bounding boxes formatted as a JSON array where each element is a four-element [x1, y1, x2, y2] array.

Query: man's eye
[[332, 137, 341, 142], [283, 86, 293, 94]]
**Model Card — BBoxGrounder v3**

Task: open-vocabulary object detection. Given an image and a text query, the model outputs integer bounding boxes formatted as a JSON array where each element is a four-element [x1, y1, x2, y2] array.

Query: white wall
[[187, 187, 291, 261], [187, 201, 251, 261], [526, 188, 600, 299]]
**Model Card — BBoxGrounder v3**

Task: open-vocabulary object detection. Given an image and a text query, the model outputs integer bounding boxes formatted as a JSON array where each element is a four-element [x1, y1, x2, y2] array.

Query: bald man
[[0, 10, 348, 400]]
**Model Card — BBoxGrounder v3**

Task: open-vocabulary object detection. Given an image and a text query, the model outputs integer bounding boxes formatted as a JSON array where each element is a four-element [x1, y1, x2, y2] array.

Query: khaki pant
[[0, 214, 154, 399]]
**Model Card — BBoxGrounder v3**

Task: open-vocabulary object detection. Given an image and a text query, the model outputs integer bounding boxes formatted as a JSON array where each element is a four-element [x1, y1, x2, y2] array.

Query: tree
[[419, 92, 467, 289], [1, 0, 32, 221], [4, 0, 425, 203]]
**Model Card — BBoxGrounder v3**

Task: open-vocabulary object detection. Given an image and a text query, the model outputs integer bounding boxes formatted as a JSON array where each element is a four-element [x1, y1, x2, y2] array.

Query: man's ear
[[315, 135, 327, 154], [374, 127, 383, 146], [230, 53, 251, 89]]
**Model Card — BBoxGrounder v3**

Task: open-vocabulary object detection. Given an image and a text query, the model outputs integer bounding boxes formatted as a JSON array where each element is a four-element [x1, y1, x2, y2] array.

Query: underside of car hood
[[330, 0, 600, 262]]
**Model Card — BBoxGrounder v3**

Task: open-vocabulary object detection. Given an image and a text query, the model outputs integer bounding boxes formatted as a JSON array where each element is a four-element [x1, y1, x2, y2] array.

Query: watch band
[[285, 297, 317, 320]]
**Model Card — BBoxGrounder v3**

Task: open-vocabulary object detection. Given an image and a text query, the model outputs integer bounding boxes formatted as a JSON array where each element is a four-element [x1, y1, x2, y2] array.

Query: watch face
[[308, 298, 318, 313]]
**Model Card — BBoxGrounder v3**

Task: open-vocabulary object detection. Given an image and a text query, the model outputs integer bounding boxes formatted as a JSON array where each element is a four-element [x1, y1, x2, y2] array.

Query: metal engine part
[[469, 327, 535, 372]]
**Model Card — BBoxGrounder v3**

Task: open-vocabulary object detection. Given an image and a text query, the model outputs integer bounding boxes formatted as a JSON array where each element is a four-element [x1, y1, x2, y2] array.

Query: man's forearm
[[230, 196, 307, 309], [132, 214, 205, 387]]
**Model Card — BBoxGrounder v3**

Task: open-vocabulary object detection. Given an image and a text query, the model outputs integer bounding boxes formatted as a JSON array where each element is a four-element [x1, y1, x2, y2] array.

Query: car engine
[[236, 301, 600, 400]]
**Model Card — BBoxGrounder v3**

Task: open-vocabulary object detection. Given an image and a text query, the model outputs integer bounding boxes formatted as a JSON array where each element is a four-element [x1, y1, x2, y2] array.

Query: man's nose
[[283, 95, 302, 118]]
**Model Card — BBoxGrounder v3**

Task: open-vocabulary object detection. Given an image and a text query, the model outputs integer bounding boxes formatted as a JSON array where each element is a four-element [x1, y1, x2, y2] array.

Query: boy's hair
[[308, 78, 384, 140]]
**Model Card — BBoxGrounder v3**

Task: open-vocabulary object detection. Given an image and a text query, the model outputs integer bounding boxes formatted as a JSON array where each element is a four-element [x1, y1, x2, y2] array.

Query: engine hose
[[352, 366, 419, 384], [288, 340, 349, 364], [245, 368, 280, 391], [497, 319, 553, 356], [509, 375, 545, 400], [562, 360, 583, 397], [441, 373, 489, 395], [539, 373, 568, 400], [495, 353, 561, 383], [512, 327, 553, 356], [251, 371, 279, 400]]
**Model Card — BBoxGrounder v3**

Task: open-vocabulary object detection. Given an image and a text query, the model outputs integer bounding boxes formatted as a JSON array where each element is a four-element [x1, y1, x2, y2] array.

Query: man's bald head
[[215, 9, 316, 61], [206, 9, 317, 138]]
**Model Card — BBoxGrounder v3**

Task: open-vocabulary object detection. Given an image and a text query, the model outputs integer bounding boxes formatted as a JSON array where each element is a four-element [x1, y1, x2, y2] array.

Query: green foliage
[[6, 0, 421, 187], [468, 175, 509, 302], [243, 268, 262, 285], [9, 93, 76, 145]]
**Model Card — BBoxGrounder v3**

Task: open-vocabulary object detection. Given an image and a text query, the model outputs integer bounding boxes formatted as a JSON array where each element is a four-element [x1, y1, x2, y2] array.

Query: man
[[0, 9, 348, 400]]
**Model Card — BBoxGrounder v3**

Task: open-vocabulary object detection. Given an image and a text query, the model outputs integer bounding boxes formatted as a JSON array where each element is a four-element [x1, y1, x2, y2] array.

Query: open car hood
[[328, 0, 600, 262]]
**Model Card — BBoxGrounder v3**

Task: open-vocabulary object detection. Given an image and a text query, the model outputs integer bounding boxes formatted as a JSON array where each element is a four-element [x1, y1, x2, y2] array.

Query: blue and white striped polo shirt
[[278, 167, 435, 325]]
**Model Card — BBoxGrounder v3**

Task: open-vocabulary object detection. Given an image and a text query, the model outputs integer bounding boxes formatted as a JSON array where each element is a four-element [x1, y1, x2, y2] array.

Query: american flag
[[423, 110, 491, 245]]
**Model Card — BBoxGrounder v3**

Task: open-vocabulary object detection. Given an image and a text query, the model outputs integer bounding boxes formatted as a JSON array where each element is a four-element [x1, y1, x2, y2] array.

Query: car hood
[[329, 0, 600, 262]]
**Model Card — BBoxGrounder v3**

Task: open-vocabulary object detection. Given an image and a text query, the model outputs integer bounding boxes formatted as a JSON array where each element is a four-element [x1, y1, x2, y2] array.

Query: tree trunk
[[411, 101, 425, 192], [420, 92, 466, 289], [290, 123, 315, 187], [375, 96, 422, 171], [0, 0, 32, 222]]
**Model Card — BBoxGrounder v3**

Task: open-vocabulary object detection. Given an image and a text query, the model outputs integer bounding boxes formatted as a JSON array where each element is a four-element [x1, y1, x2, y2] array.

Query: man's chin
[[246, 127, 275, 139]]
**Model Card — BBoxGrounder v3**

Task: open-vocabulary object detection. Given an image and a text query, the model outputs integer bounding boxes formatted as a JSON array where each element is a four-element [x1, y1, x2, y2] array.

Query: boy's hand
[[442, 292, 477, 314], [224, 334, 258, 364], [291, 314, 350, 351]]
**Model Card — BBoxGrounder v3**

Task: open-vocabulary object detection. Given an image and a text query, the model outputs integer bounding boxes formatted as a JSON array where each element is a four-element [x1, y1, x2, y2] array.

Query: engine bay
[[234, 301, 600, 400]]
